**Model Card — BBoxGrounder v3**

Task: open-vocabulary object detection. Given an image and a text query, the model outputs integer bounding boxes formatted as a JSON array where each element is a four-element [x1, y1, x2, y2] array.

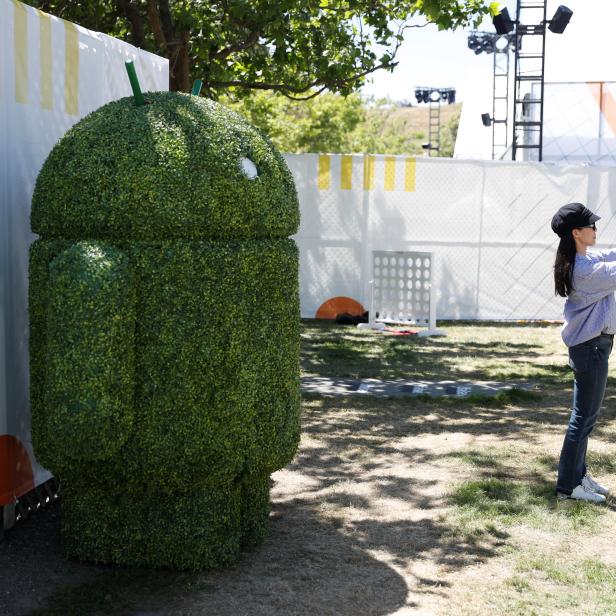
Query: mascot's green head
[[32, 92, 299, 241]]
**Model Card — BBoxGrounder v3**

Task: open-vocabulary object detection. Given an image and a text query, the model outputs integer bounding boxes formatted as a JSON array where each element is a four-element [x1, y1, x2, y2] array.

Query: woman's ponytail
[[554, 234, 577, 297]]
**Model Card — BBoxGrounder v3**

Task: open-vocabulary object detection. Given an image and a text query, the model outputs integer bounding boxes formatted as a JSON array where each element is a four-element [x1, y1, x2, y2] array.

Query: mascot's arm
[[44, 241, 136, 461]]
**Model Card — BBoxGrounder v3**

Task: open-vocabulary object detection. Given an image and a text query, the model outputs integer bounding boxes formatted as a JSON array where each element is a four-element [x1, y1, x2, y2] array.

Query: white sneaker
[[582, 473, 609, 496], [558, 484, 606, 504]]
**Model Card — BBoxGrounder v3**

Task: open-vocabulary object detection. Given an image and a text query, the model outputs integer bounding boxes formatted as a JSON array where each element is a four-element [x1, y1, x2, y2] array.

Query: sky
[[360, 0, 616, 104]]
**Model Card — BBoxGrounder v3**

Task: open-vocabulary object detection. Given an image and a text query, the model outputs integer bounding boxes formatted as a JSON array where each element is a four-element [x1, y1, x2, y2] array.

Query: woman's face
[[573, 224, 597, 248]]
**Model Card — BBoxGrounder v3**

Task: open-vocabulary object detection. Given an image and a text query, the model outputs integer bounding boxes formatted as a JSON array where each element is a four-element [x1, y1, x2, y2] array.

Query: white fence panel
[[288, 153, 616, 322], [0, 0, 168, 509]]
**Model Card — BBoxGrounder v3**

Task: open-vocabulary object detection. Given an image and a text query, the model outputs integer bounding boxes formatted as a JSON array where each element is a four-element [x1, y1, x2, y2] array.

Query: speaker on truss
[[548, 5, 573, 34], [493, 7, 514, 35], [481, 37, 495, 54]]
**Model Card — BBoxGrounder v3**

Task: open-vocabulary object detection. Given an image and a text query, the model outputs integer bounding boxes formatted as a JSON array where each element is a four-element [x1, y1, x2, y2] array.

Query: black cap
[[551, 203, 600, 238]]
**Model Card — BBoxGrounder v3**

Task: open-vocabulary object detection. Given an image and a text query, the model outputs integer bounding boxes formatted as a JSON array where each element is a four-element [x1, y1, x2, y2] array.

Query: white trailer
[[0, 0, 168, 533]]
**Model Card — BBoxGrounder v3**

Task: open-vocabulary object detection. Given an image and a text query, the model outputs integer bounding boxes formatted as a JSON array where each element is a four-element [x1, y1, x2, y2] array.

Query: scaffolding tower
[[512, 0, 547, 161], [428, 96, 441, 156], [492, 41, 512, 159], [414, 87, 455, 157]]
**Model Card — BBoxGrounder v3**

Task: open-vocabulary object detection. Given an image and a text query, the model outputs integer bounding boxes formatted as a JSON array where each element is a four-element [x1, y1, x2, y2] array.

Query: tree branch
[[211, 29, 262, 62], [207, 79, 323, 96], [206, 55, 398, 100], [283, 87, 328, 101]]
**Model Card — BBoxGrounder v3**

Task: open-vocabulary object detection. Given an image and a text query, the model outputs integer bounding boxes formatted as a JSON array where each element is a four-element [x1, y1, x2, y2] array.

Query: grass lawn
[[4, 320, 616, 615], [299, 320, 616, 615]]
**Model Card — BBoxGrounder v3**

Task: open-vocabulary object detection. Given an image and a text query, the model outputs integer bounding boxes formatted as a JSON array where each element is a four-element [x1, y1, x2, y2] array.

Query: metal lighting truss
[[414, 87, 456, 157], [512, 0, 548, 161], [468, 31, 516, 159]]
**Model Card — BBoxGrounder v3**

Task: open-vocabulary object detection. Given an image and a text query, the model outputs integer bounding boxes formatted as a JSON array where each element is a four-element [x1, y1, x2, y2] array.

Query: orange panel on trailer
[[0, 435, 34, 506]]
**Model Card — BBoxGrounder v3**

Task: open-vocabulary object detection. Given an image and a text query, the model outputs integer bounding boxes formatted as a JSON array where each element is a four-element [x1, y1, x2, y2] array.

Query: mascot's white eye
[[240, 157, 259, 180]]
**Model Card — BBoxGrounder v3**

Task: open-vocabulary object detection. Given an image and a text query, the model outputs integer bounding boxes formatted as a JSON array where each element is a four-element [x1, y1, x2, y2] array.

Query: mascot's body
[[29, 92, 300, 569]]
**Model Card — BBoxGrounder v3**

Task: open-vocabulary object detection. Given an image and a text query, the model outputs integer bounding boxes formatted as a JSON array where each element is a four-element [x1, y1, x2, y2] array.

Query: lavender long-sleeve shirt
[[562, 249, 616, 347]]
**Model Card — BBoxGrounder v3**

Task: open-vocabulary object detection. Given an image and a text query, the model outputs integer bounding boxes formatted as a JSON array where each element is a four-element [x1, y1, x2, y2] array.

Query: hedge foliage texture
[[29, 92, 301, 569]]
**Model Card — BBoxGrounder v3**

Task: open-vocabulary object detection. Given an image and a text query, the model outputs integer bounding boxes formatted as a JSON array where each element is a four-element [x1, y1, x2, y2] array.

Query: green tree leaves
[[32, 0, 493, 95], [225, 91, 461, 156]]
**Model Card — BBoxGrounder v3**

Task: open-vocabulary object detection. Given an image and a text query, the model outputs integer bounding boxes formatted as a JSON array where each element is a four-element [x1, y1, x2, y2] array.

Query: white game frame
[[360, 250, 446, 337]]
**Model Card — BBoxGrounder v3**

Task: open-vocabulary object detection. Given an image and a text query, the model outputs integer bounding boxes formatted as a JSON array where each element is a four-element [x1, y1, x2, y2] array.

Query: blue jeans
[[556, 333, 613, 494]]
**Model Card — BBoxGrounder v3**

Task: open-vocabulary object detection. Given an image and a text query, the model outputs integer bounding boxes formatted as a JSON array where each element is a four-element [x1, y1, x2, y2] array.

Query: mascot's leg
[[239, 472, 272, 548], [60, 481, 244, 570]]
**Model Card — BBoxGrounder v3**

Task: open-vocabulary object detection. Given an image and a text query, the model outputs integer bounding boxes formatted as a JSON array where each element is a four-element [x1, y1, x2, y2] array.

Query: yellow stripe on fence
[[405, 157, 416, 192], [384, 156, 396, 191], [318, 154, 415, 192], [340, 155, 353, 190], [38, 10, 53, 110], [13, 0, 28, 105], [363, 155, 375, 190], [317, 155, 331, 190], [64, 20, 79, 115]]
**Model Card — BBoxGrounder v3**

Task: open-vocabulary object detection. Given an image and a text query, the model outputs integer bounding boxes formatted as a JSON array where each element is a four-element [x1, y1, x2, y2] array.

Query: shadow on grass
[[285, 387, 616, 575], [445, 450, 516, 480], [450, 478, 553, 516], [300, 320, 571, 384], [275, 395, 574, 573], [447, 477, 604, 537], [300, 393, 567, 447]]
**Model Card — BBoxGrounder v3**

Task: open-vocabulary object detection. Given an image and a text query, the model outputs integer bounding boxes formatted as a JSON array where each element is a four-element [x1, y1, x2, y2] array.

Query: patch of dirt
[[0, 502, 97, 615], [2, 390, 615, 616]]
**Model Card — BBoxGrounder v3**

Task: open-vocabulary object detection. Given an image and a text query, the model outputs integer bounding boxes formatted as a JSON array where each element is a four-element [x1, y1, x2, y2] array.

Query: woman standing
[[552, 202, 613, 503]]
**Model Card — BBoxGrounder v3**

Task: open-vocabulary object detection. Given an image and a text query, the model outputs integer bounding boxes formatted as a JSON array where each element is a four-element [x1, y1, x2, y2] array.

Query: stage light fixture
[[548, 5, 573, 34], [468, 31, 517, 56], [493, 7, 514, 35], [481, 37, 495, 54], [440, 89, 455, 104], [413, 87, 455, 107], [467, 34, 480, 50], [481, 113, 492, 127]]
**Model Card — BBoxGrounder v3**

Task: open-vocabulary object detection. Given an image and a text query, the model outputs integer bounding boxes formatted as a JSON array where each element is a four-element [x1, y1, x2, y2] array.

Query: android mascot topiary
[[29, 90, 301, 569]]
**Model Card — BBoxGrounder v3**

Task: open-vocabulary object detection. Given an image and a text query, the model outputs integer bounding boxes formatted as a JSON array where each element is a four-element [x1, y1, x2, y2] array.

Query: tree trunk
[[118, 0, 146, 47], [169, 32, 190, 92]]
